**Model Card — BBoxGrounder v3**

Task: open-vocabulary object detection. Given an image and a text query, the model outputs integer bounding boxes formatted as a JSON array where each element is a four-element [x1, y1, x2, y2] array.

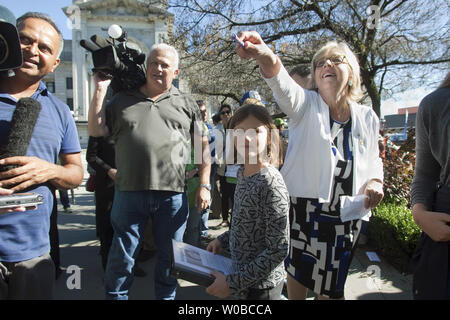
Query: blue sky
[[0, 0, 73, 39], [0, 0, 434, 116]]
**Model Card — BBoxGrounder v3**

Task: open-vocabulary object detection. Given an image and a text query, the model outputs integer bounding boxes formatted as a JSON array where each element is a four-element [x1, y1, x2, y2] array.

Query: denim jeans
[[200, 208, 209, 237], [58, 189, 70, 209], [184, 180, 213, 244], [184, 207, 209, 246], [104, 189, 188, 300]]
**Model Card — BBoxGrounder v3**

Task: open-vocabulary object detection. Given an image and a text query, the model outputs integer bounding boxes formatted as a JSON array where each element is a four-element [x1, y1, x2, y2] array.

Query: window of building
[[66, 77, 73, 90], [46, 81, 55, 93], [67, 98, 74, 111]]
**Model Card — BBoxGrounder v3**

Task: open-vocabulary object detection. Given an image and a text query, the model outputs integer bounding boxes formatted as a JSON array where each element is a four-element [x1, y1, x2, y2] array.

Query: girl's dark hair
[[228, 104, 284, 168]]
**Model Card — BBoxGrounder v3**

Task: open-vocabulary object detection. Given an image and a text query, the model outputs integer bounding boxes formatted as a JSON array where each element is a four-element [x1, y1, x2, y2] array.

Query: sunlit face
[[16, 18, 61, 81], [314, 52, 351, 95], [198, 104, 207, 122], [146, 48, 179, 92], [233, 115, 269, 165]]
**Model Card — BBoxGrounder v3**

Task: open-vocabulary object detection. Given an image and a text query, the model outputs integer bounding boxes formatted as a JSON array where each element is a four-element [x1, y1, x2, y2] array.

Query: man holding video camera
[[89, 42, 211, 300], [0, 9, 83, 299]]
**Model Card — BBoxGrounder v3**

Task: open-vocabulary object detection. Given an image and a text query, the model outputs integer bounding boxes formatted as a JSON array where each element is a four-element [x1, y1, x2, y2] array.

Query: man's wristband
[[200, 183, 212, 191]]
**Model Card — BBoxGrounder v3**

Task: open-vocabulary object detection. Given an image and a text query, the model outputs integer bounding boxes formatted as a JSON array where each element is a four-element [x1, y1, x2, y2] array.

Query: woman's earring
[[348, 80, 353, 87]]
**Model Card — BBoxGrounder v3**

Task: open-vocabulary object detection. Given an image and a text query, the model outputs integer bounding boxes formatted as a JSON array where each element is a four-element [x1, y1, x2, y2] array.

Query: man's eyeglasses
[[220, 110, 231, 116], [315, 55, 347, 69]]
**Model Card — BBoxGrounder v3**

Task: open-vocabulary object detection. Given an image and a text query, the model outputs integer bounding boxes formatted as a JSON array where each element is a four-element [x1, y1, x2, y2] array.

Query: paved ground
[[53, 151, 413, 300]]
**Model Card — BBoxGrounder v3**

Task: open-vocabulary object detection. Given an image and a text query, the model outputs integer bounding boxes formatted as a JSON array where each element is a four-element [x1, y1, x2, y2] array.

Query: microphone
[[0, 97, 42, 172]]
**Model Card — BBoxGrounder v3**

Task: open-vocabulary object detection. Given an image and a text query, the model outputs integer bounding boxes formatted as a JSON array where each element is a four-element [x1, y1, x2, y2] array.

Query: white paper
[[366, 251, 381, 262], [339, 194, 371, 222], [172, 240, 234, 276]]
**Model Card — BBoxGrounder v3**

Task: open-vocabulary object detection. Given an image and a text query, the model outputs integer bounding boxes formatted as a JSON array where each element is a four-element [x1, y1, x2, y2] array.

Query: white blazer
[[264, 65, 383, 203]]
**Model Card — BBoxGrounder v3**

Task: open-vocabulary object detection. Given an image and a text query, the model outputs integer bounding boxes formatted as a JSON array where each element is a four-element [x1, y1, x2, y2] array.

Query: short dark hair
[[289, 65, 311, 78], [17, 12, 64, 57], [219, 104, 232, 113]]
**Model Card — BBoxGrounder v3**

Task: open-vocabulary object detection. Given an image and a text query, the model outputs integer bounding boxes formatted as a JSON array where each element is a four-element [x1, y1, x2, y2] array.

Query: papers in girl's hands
[[171, 239, 235, 287], [340, 194, 371, 222]]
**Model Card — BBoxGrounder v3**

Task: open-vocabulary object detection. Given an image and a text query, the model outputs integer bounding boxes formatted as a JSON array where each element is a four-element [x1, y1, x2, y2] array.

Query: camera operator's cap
[[0, 5, 23, 71]]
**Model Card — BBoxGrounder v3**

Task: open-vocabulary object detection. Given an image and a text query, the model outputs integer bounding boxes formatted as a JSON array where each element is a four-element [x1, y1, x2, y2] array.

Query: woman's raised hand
[[234, 31, 281, 79]]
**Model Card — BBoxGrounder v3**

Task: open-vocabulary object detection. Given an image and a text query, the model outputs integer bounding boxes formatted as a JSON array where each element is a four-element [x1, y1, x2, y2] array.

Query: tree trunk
[[362, 74, 381, 118]]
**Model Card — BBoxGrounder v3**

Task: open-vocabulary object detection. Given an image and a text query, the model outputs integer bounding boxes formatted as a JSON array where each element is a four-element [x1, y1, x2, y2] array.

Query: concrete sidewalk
[[53, 152, 413, 300]]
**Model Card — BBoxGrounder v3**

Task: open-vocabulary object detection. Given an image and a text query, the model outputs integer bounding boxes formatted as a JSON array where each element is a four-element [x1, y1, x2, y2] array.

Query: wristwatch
[[199, 183, 212, 191]]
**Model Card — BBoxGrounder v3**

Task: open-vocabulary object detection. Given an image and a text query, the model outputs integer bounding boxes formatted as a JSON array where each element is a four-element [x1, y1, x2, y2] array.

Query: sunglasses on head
[[221, 110, 231, 115]]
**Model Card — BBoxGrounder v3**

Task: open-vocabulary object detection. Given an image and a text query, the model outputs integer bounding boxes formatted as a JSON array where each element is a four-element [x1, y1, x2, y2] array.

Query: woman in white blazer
[[235, 32, 384, 300]]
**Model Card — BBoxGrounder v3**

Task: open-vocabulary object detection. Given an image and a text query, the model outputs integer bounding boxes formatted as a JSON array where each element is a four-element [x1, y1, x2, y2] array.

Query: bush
[[382, 128, 416, 207], [368, 200, 422, 273]]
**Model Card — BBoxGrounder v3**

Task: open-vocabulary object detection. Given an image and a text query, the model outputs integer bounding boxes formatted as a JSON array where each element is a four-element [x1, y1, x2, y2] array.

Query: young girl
[[206, 104, 290, 300]]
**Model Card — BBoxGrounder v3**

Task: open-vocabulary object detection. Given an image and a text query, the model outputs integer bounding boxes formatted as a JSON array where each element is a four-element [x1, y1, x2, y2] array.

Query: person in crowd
[[0, 12, 83, 299], [184, 142, 203, 246], [289, 65, 313, 89], [86, 136, 116, 271], [234, 31, 384, 300], [88, 43, 211, 300], [210, 112, 223, 220], [274, 118, 288, 163], [215, 104, 234, 228], [58, 189, 72, 213], [184, 100, 216, 246], [206, 104, 289, 300], [410, 72, 450, 300], [197, 100, 215, 241]]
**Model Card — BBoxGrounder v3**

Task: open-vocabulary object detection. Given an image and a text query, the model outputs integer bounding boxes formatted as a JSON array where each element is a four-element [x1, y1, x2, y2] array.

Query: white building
[[43, 0, 174, 147]]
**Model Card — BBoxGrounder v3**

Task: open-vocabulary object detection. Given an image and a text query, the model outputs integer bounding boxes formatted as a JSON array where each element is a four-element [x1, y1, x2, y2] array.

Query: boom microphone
[[0, 97, 42, 172]]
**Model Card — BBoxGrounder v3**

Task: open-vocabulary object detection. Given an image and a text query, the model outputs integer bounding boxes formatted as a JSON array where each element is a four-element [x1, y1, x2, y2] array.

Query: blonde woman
[[235, 32, 384, 299]]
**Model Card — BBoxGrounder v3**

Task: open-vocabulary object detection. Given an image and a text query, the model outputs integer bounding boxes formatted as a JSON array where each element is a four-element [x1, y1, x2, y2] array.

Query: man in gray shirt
[[89, 43, 211, 300]]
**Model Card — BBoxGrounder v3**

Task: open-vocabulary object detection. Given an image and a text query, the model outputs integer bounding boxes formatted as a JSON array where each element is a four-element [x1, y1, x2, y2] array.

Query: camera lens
[[0, 34, 9, 65]]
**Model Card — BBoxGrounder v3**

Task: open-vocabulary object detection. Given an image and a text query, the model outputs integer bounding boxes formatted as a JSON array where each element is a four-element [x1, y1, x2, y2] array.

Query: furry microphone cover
[[0, 97, 42, 172]]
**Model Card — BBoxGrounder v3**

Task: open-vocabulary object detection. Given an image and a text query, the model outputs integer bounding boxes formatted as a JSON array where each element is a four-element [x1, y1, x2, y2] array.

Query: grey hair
[[149, 43, 179, 70], [16, 12, 64, 58]]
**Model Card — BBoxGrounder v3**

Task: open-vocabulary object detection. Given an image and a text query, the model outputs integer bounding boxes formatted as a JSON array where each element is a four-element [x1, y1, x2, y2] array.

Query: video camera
[[0, 5, 23, 74], [80, 24, 147, 93]]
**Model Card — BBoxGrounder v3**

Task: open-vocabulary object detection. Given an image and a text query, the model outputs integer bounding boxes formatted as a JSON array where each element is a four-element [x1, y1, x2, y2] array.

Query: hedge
[[368, 200, 422, 273]]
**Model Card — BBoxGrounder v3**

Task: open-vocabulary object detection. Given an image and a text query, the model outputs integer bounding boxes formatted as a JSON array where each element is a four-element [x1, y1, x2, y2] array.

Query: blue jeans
[[58, 189, 70, 208], [104, 189, 188, 300], [200, 208, 209, 238], [184, 207, 209, 246]]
